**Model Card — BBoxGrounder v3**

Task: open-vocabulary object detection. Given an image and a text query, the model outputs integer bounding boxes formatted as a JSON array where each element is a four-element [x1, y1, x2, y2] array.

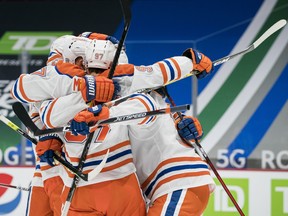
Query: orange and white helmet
[[85, 39, 128, 69], [62, 37, 91, 64]]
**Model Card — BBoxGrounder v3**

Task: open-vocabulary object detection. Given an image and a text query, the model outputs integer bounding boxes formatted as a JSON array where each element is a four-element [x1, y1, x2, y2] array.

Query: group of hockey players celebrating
[[11, 32, 216, 216]]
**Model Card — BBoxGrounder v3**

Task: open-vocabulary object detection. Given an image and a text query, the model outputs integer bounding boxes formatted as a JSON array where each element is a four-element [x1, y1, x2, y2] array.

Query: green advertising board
[[0, 31, 72, 55]]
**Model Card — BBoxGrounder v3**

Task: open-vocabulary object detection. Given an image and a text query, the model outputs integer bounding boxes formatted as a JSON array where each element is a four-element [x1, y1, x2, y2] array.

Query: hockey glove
[[78, 75, 115, 103], [36, 134, 63, 167], [176, 116, 203, 142], [70, 105, 110, 136], [182, 48, 213, 79]]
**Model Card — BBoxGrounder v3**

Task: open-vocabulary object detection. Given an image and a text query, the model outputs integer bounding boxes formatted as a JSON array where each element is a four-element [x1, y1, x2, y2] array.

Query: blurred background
[[0, 0, 287, 215]]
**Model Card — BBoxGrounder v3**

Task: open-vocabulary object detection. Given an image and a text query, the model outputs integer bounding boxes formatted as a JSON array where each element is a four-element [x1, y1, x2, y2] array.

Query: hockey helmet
[[62, 37, 90, 64]]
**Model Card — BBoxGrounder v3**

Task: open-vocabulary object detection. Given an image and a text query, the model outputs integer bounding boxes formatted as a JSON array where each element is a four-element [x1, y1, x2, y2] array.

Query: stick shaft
[[163, 87, 245, 216], [0, 183, 30, 191], [14, 103, 189, 136], [0, 113, 89, 181], [107, 19, 287, 107]]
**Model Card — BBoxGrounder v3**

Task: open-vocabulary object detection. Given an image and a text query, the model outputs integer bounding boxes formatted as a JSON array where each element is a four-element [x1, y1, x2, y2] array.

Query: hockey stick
[[0, 114, 100, 182], [166, 19, 287, 83], [13, 101, 189, 135], [213, 19, 287, 66], [61, 149, 109, 216], [0, 114, 37, 144], [108, 0, 131, 79], [162, 87, 245, 216], [62, 1, 131, 215], [0, 183, 30, 191], [106, 19, 287, 107]]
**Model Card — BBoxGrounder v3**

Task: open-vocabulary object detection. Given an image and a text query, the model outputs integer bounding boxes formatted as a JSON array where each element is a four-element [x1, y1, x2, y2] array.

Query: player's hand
[[79, 75, 115, 102], [36, 135, 63, 167], [176, 116, 203, 142], [182, 48, 213, 79], [70, 105, 109, 136]]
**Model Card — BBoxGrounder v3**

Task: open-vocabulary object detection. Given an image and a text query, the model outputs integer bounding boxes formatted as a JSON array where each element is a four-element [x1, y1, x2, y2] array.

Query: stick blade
[[253, 19, 287, 48], [61, 201, 70, 216], [12, 102, 39, 134], [87, 150, 109, 181]]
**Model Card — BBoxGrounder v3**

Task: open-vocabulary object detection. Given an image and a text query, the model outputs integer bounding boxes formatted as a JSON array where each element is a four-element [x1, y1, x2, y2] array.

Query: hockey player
[[11, 35, 118, 216], [127, 92, 215, 216], [36, 39, 215, 215], [123, 48, 216, 216], [78, 45, 216, 216]]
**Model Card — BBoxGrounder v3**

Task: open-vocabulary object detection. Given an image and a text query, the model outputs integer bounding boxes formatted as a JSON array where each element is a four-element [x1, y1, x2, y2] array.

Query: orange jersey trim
[[158, 62, 168, 84], [18, 74, 37, 103], [128, 97, 151, 124], [56, 60, 85, 77], [44, 98, 59, 129], [169, 58, 181, 80], [99, 64, 134, 78]]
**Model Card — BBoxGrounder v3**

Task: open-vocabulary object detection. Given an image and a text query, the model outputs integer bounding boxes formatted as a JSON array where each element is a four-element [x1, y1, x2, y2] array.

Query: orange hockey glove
[[70, 105, 110, 136], [175, 116, 203, 142], [36, 135, 63, 167], [78, 75, 115, 103], [182, 48, 213, 79]]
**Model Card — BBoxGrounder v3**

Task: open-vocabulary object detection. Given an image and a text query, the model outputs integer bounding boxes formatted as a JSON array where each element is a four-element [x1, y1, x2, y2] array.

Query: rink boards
[[0, 167, 287, 216]]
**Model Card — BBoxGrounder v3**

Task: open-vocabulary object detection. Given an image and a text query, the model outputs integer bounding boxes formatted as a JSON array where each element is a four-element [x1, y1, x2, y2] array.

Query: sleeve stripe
[[169, 58, 181, 80], [134, 94, 156, 110], [128, 96, 151, 124], [163, 59, 175, 80], [12, 75, 35, 103], [11, 79, 27, 103], [41, 101, 51, 128], [158, 62, 168, 84], [128, 94, 157, 125], [41, 99, 58, 129], [144, 116, 154, 124]]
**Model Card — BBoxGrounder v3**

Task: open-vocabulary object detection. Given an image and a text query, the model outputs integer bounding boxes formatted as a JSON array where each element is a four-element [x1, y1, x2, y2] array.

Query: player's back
[[59, 123, 136, 187]]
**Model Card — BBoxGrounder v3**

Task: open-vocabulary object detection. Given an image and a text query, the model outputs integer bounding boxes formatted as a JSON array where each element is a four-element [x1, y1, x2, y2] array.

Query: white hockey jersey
[[11, 60, 85, 104], [11, 55, 197, 188], [55, 93, 159, 187], [32, 56, 193, 128], [128, 91, 215, 203]]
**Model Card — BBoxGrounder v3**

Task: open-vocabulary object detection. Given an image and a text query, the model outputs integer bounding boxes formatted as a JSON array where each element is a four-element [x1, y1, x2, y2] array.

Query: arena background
[[0, 0, 287, 215]]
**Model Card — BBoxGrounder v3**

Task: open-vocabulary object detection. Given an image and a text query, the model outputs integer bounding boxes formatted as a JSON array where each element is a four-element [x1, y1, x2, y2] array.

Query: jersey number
[[63, 126, 110, 143]]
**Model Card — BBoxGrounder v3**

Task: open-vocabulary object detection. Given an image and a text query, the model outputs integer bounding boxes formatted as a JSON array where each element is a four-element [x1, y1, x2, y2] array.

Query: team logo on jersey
[[0, 173, 22, 214]]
